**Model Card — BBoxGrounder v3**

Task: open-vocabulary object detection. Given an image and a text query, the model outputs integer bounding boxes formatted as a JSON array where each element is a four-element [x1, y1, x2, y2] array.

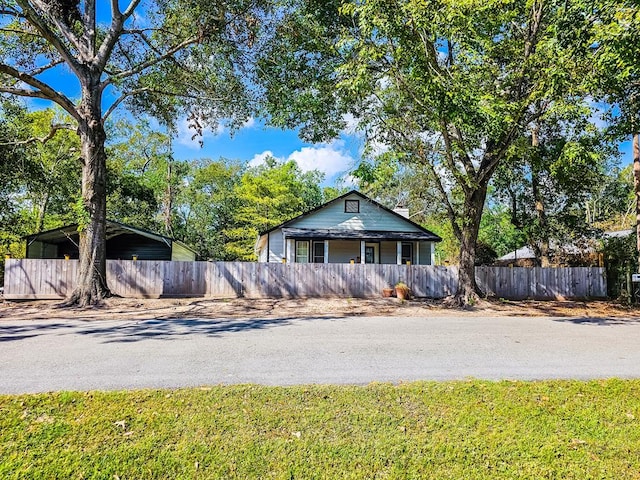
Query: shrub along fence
[[2, 259, 607, 300]]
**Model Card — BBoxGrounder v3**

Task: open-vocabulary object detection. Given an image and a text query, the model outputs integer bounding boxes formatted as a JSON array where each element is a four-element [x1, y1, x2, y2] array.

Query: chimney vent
[[393, 207, 409, 218]]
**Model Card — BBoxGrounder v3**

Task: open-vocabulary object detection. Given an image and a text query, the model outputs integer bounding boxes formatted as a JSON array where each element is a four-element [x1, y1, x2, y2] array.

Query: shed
[[25, 221, 197, 261]]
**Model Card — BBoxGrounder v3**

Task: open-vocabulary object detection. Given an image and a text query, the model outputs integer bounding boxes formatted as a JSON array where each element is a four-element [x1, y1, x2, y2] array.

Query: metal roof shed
[[24, 221, 196, 261]]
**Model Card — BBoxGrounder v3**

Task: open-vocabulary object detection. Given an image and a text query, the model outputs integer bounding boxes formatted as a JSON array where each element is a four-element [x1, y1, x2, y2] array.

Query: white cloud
[[248, 141, 355, 181], [339, 174, 359, 188], [248, 150, 282, 167], [366, 137, 390, 156], [175, 117, 224, 149], [175, 116, 257, 149], [288, 141, 355, 179], [341, 113, 360, 135]]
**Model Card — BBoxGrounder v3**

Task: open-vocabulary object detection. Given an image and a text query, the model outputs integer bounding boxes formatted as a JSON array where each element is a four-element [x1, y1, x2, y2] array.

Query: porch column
[[286, 238, 295, 263], [416, 241, 420, 265], [431, 242, 436, 265], [360, 240, 366, 264], [396, 241, 402, 265], [324, 239, 329, 263], [282, 231, 287, 263]]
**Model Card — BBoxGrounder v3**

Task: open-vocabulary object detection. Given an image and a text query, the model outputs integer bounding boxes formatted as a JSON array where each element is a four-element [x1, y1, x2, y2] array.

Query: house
[[255, 190, 442, 264], [25, 220, 197, 261], [494, 230, 633, 267]]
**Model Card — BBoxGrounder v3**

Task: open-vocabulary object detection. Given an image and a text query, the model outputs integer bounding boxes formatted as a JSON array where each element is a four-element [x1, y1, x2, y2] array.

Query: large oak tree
[[576, 0, 640, 269], [0, 0, 269, 305], [259, 0, 586, 304]]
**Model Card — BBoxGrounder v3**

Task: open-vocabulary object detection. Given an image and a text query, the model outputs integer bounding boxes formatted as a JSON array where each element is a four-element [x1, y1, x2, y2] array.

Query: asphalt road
[[1, 314, 639, 393]]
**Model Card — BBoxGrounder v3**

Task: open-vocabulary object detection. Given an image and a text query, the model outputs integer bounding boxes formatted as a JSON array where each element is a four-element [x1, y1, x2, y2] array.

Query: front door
[[401, 242, 413, 264], [364, 243, 379, 263]]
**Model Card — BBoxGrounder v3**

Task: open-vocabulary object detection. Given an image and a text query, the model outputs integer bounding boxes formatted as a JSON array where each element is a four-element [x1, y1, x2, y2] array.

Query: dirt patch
[[1, 296, 638, 322]]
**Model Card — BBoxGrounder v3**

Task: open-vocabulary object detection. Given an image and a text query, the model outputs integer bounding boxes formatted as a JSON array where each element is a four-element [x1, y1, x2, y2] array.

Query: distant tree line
[[0, 107, 343, 270]]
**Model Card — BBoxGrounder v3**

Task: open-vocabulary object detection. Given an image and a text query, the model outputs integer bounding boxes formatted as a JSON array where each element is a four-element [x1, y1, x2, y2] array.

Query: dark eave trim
[[281, 227, 441, 242]]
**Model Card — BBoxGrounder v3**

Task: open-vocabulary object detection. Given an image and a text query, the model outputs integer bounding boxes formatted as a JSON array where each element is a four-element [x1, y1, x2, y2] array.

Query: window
[[313, 241, 325, 263], [401, 242, 413, 264], [295, 241, 309, 263], [344, 199, 360, 213]]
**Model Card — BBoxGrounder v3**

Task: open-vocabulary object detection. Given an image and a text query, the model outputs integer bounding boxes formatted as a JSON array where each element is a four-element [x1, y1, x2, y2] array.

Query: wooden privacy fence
[[2, 259, 607, 300]]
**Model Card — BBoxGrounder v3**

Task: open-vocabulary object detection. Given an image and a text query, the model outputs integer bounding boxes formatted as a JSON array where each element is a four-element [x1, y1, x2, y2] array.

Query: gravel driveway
[[1, 314, 640, 393]]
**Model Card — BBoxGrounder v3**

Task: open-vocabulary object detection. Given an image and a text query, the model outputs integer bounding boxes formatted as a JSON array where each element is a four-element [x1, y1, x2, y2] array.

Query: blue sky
[[28, 95, 364, 187], [170, 116, 362, 186]]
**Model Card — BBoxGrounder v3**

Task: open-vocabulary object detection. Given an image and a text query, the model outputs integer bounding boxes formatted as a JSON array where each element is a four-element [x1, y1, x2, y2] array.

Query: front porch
[[284, 237, 435, 265]]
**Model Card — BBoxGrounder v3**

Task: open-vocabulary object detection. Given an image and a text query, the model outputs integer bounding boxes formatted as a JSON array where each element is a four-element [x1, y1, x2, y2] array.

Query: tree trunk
[[36, 190, 49, 232], [454, 185, 488, 305], [634, 133, 640, 272], [530, 124, 550, 267], [164, 154, 173, 235], [63, 79, 111, 306]]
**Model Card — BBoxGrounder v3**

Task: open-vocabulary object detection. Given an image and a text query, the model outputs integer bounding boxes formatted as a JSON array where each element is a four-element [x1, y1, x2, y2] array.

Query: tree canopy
[[0, 0, 273, 305], [259, 0, 600, 303]]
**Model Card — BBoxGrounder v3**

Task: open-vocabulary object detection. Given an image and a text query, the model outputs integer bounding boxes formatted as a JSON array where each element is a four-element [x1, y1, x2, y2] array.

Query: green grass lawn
[[2, 380, 640, 479]]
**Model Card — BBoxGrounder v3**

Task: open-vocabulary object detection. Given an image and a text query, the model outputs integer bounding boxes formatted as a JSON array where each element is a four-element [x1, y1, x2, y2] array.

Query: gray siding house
[[255, 190, 441, 264]]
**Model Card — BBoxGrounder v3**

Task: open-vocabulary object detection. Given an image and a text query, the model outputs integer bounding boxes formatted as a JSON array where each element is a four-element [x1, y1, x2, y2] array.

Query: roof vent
[[393, 207, 409, 218]]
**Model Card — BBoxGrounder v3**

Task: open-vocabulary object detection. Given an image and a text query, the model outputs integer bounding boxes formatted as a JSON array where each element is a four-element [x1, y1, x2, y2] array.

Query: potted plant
[[395, 281, 411, 300], [382, 284, 394, 297]]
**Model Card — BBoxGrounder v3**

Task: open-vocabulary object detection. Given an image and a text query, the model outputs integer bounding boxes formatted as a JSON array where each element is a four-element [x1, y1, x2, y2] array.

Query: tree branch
[[123, 27, 181, 38], [29, 0, 88, 59], [0, 123, 75, 146], [83, 0, 96, 56], [0, 64, 79, 120], [101, 35, 199, 90], [28, 59, 64, 77], [450, 125, 476, 177], [375, 112, 463, 241], [102, 87, 149, 122], [0, 27, 40, 37], [13, 0, 83, 77], [439, 120, 473, 195], [0, 7, 23, 17], [422, 150, 462, 241], [96, 0, 142, 71]]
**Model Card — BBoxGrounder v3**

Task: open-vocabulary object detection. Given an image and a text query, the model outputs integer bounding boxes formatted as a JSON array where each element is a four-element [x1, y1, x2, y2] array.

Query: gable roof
[[259, 190, 442, 242], [25, 220, 197, 255]]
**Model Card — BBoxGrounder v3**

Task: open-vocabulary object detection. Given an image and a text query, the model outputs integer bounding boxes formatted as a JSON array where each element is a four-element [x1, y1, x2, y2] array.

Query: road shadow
[[0, 315, 343, 344], [552, 316, 640, 326], [0, 322, 74, 342], [75, 316, 346, 343]]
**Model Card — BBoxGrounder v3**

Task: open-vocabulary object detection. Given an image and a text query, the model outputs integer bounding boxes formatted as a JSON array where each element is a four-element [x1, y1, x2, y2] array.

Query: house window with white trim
[[295, 240, 310, 263]]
